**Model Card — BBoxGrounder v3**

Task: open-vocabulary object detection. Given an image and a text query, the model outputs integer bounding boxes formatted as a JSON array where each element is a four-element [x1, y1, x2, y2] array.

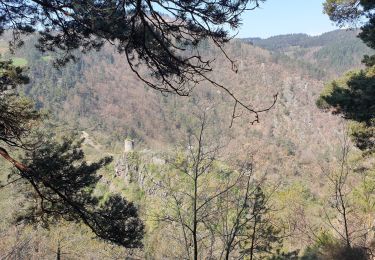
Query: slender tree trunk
[[339, 187, 351, 248], [338, 135, 351, 248], [192, 118, 205, 260], [249, 219, 257, 260], [249, 201, 259, 260], [225, 245, 231, 260], [193, 173, 198, 260], [56, 241, 61, 260], [224, 174, 253, 260]]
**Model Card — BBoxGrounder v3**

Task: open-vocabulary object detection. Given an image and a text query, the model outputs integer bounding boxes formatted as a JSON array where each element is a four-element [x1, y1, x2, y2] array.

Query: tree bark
[[0, 146, 29, 172]]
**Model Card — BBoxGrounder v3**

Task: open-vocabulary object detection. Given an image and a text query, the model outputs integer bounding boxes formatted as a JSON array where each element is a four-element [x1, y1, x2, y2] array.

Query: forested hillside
[[5, 30, 368, 150], [0, 29, 373, 258], [244, 30, 374, 77]]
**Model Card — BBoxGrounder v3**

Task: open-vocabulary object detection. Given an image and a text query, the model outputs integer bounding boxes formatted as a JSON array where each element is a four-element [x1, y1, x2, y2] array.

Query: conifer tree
[[318, 0, 375, 155]]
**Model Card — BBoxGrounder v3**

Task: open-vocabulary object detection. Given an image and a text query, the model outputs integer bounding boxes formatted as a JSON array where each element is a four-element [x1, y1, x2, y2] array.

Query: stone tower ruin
[[124, 139, 134, 153]]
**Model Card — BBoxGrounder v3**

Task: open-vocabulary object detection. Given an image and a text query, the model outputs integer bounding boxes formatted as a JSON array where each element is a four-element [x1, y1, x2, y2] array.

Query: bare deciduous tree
[[150, 109, 280, 259]]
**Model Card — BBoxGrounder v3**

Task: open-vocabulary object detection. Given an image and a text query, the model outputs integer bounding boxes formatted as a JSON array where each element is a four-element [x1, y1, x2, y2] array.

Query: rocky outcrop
[[114, 141, 165, 194]]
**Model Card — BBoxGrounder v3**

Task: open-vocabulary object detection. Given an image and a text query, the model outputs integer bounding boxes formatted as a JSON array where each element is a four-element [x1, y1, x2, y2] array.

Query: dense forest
[[0, 29, 371, 259], [244, 30, 373, 77], [0, 0, 375, 259]]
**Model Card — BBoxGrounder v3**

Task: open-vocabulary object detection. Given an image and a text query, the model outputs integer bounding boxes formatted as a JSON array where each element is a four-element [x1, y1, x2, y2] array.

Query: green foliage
[[320, 244, 368, 260], [11, 57, 28, 67], [0, 30, 366, 153], [246, 30, 373, 77], [0, 57, 145, 248], [300, 233, 336, 260], [321, 1, 375, 156], [240, 187, 283, 259], [0, 59, 41, 150], [299, 231, 370, 260], [0, 59, 29, 89], [268, 249, 299, 260], [324, 0, 375, 49], [352, 168, 375, 214], [0, 94, 41, 147], [318, 68, 375, 123], [317, 66, 375, 153], [14, 135, 144, 248], [314, 38, 370, 71], [41, 56, 52, 62]]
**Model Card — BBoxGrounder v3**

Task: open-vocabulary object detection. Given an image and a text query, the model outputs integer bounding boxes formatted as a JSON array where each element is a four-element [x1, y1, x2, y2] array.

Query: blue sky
[[237, 0, 340, 38]]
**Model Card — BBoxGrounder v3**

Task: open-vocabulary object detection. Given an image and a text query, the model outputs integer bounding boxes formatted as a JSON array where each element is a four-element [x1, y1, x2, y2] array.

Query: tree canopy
[[0, 60, 40, 151], [319, 0, 375, 155], [317, 68, 375, 153]]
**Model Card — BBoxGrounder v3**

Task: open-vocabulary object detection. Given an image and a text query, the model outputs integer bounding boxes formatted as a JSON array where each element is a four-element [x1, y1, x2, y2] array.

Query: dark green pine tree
[[14, 136, 144, 248], [318, 0, 375, 155], [240, 187, 283, 260], [0, 61, 144, 248]]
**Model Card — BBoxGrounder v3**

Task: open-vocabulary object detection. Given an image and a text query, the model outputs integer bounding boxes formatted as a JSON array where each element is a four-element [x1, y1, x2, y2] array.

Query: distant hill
[[242, 30, 374, 77], [243, 30, 363, 51]]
